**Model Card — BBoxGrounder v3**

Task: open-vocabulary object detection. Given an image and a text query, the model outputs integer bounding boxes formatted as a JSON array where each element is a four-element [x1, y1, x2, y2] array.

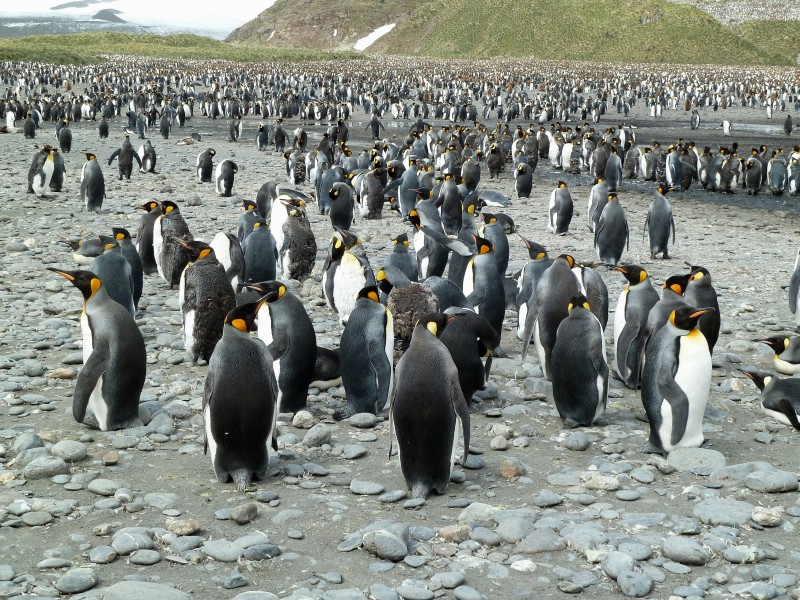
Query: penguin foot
[[562, 418, 581, 430], [491, 347, 509, 359], [640, 441, 665, 456]]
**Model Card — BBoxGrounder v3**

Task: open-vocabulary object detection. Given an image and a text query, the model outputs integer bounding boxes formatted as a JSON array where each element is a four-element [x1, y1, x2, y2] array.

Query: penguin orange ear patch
[[231, 318, 248, 332], [90, 278, 101, 296], [198, 249, 212, 260], [426, 322, 438, 336], [367, 291, 379, 302]]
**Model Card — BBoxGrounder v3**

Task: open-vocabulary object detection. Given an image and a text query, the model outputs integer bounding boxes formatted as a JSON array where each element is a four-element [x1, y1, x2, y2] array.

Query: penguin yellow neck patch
[[426, 322, 438, 336]]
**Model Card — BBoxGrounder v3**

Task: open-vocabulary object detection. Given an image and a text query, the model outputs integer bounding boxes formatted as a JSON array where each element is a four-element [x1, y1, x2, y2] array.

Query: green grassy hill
[[0, 32, 357, 64], [228, 0, 800, 65]]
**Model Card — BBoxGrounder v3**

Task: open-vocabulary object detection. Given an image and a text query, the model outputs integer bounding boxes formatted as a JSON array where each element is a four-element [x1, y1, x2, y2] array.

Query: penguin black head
[[408, 209, 421, 229], [557, 254, 575, 268], [415, 312, 449, 338], [356, 285, 381, 303], [84, 152, 96, 161], [245, 280, 287, 301], [242, 198, 257, 211], [663, 273, 691, 295], [224, 299, 266, 333], [480, 212, 498, 225], [669, 306, 714, 331], [178, 239, 214, 263], [47, 268, 102, 302], [473, 235, 493, 255], [687, 265, 711, 282], [375, 269, 393, 295], [141, 200, 160, 213], [519, 236, 548, 260], [611, 264, 648, 286], [557, 181, 567, 189], [755, 336, 790, 356], [208, 148, 216, 156], [657, 184, 669, 196], [392, 232, 410, 246], [160, 200, 180, 215], [567, 294, 591, 312], [98, 236, 119, 252], [607, 192, 618, 202], [252, 218, 267, 231], [738, 368, 771, 391], [112, 227, 132, 242]]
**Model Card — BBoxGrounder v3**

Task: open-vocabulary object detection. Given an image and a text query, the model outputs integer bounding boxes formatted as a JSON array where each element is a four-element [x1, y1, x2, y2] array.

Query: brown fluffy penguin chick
[[377, 266, 439, 361]]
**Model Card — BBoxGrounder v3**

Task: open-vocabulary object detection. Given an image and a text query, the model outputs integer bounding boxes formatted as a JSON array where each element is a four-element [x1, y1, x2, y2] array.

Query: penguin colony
[[7, 56, 800, 506]]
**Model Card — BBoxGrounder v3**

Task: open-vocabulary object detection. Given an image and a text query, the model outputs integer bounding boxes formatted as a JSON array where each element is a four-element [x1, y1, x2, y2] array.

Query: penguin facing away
[[204, 299, 278, 491], [550, 294, 608, 427], [643, 185, 675, 259], [390, 313, 470, 499], [789, 247, 800, 326], [641, 306, 714, 455], [48, 268, 145, 431], [136, 201, 162, 275], [80, 152, 105, 212]]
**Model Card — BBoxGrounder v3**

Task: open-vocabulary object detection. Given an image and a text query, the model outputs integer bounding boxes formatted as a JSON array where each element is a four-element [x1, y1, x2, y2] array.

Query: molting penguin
[[337, 285, 393, 420], [740, 368, 800, 430], [215, 159, 238, 197], [48, 268, 145, 431], [178, 240, 235, 363], [197, 148, 216, 183], [80, 152, 105, 212], [154, 200, 193, 288], [643, 185, 675, 258], [390, 313, 469, 498], [245, 281, 316, 414], [204, 300, 277, 491], [548, 181, 573, 235], [551, 294, 608, 426], [108, 135, 142, 180], [594, 192, 629, 265], [376, 267, 439, 353], [136, 201, 161, 275], [641, 306, 714, 455], [611, 264, 659, 389], [278, 204, 317, 282]]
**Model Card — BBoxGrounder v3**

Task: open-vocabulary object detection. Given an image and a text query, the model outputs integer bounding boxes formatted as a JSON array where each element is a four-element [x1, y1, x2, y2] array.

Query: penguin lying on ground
[[755, 336, 800, 375], [740, 368, 800, 430]]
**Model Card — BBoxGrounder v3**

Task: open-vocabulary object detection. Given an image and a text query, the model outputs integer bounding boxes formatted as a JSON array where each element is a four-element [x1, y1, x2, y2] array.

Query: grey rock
[[87, 478, 122, 496], [496, 517, 536, 543], [112, 531, 154, 555], [430, 571, 466, 589], [50, 439, 87, 462], [321, 590, 368, 600], [350, 479, 385, 495], [601, 551, 635, 580], [563, 431, 590, 451], [55, 567, 98, 594], [514, 529, 566, 554], [470, 527, 502, 547], [130, 549, 161, 565], [693, 497, 755, 527], [710, 461, 774, 483], [88, 546, 116, 564], [231, 593, 280, 600], [143, 492, 178, 509], [453, 586, 485, 600], [617, 571, 653, 597], [243, 544, 281, 560], [362, 522, 409, 562], [394, 585, 433, 600], [23, 456, 68, 480], [21, 511, 53, 526], [349, 413, 377, 428], [661, 537, 711, 565], [100, 581, 192, 600], [728, 582, 779, 600], [744, 470, 798, 493], [13, 432, 43, 454], [303, 423, 332, 447], [230, 503, 258, 525], [667, 447, 726, 472], [202, 539, 243, 562]]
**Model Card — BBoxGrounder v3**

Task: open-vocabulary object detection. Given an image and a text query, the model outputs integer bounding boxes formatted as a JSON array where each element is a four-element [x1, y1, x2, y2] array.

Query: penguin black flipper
[[466, 289, 487, 308], [266, 330, 289, 362], [616, 316, 642, 385], [763, 395, 800, 430], [369, 338, 393, 414], [132, 151, 142, 169], [451, 377, 470, 466], [420, 226, 473, 257], [107, 149, 120, 166], [73, 343, 109, 425], [670, 213, 676, 246], [657, 348, 691, 447], [202, 372, 213, 455]]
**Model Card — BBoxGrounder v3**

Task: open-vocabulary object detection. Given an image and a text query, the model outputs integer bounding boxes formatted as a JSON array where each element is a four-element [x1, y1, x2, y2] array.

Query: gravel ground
[[0, 93, 799, 600]]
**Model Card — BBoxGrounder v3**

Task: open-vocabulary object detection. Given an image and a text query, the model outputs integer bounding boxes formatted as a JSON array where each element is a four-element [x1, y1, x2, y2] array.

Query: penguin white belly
[[152, 217, 165, 278], [762, 404, 796, 427], [214, 163, 224, 194], [81, 312, 93, 364], [184, 309, 196, 356], [450, 412, 462, 471], [210, 232, 232, 273], [463, 260, 475, 299], [547, 192, 557, 231], [659, 331, 711, 451], [517, 303, 528, 340], [204, 406, 218, 464], [333, 255, 366, 324], [382, 310, 394, 412], [594, 313, 608, 421], [613, 288, 629, 379], [534, 321, 547, 378], [775, 356, 800, 375]]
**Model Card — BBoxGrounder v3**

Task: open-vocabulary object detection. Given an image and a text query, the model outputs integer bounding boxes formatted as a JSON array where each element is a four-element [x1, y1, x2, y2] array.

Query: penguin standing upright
[[337, 286, 393, 419], [329, 182, 355, 231], [138, 140, 157, 173], [159, 112, 171, 139], [107, 135, 142, 180], [790, 247, 800, 326], [391, 313, 470, 499], [209, 232, 245, 288], [215, 159, 238, 197], [594, 192, 629, 265], [136, 201, 161, 275], [91, 239, 135, 315], [641, 306, 714, 455], [438, 308, 499, 405], [98, 116, 109, 139], [515, 162, 532, 197], [462, 236, 505, 353], [256, 123, 269, 150], [245, 281, 317, 414], [32, 152, 55, 197], [785, 115, 793, 136], [242, 219, 278, 285], [548, 181, 573, 235], [80, 152, 105, 212], [515, 238, 553, 339], [740, 369, 800, 430], [384, 232, 418, 281], [550, 294, 608, 426], [48, 269, 145, 431], [229, 114, 242, 142], [178, 240, 235, 363], [237, 199, 261, 243], [204, 300, 277, 491], [23, 112, 35, 139], [154, 200, 193, 288], [611, 265, 659, 389], [521, 254, 579, 379], [27, 145, 52, 194], [604, 147, 622, 191], [111, 227, 143, 311], [587, 178, 607, 232], [197, 148, 216, 183], [684, 266, 720, 354], [49, 149, 66, 193], [278, 205, 317, 282], [643, 185, 675, 258], [58, 119, 72, 152]]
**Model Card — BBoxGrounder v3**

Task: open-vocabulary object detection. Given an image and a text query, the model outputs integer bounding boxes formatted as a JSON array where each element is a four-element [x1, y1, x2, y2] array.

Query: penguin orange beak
[[609, 265, 628, 273], [176, 239, 192, 250], [47, 267, 75, 281], [689, 308, 712, 318]]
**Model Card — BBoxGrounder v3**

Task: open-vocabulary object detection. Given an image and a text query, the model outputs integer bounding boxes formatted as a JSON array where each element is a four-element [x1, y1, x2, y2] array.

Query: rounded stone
[[661, 537, 711, 566], [87, 478, 122, 496], [453, 586, 485, 600], [50, 439, 87, 462], [563, 431, 590, 451], [21, 511, 53, 526], [349, 413, 378, 428], [230, 503, 258, 525], [129, 549, 162, 565], [617, 571, 653, 597], [55, 567, 98, 594], [88, 546, 117, 564], [350, 479, 385, 495], [751, 506, 782, 527]]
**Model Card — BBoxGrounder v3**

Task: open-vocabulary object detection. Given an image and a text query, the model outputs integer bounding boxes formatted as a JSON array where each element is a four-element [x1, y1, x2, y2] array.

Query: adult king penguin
[[740, 369, 800, 430], [48, 269, 145, 431]]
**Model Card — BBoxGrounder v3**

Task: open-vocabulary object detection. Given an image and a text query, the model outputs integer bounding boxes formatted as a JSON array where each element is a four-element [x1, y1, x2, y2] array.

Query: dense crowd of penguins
[[5, 55, 800, 497]]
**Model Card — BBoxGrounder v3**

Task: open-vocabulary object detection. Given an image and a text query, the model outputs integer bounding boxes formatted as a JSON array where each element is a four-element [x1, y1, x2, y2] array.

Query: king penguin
[[337, 285, 393, 420], [594, 192, 629, 265], [154, 200, 193, 289], [383, 232, 418, 282], [197, 148, 216, 183], [215, 159, 238, 197], [611, 264, 659, 389], [439, 307, 499, 405], [643, 185, 675, 259], [740, 368, 800, 430], [32, 152, 55, 197], [756, 335, 800, 375], [548, 181, 573, 235], [462, 236, 506, 355], [178, 240, 235, 363], [245, 280, 317, 414], [550, 294, 608, 427], [242, 219, 278, 285], [138, 140, 157, 174], [136, 201, 161, 275], [789, 247, 800, 326], [390, 313, 470, 498], [108, 134, 142, 180], [80, 152, 105, 212], [684, 265, 720, 354], [641, 306, 714, 455], [92, 239, 135, 316], [111, 227, 143, 311], [204, 300, 277, 490], [48, 268, 145, 431]]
